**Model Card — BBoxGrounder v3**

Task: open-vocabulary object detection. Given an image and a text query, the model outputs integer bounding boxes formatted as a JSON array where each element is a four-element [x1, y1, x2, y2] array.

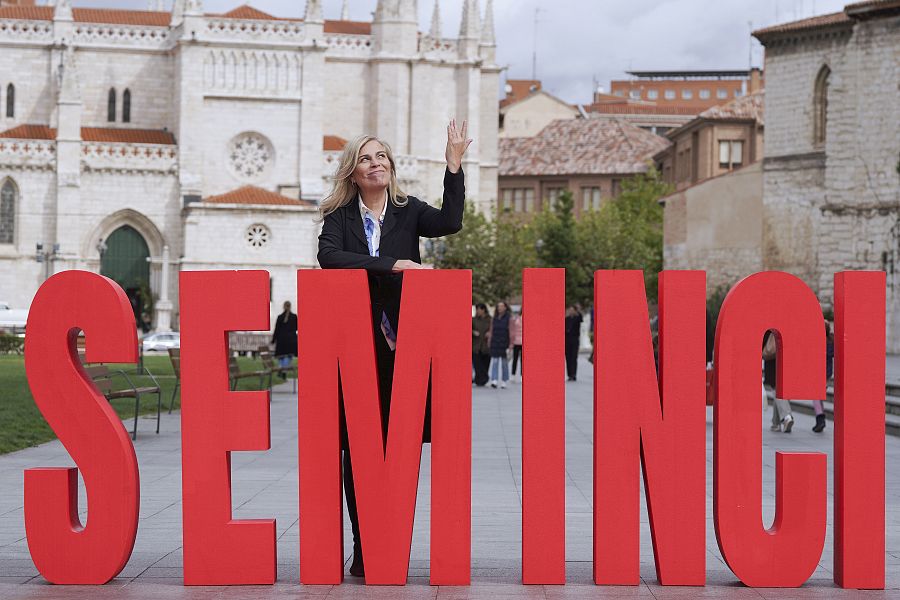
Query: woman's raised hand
[[445, 119, 472, 174]]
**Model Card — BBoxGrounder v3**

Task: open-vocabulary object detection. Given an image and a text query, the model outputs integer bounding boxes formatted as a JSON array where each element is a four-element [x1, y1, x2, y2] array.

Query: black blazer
[[317, 167, 465, 334]]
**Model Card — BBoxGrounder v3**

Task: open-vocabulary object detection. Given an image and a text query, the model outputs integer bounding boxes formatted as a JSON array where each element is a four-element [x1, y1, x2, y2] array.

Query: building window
[[246, 223, 270, 248], [107, 88, 116, 122], [629, 90, 641, 100], [611, 179, 621, 197], [5, 84, 13, 118], [699, 89, 710, 99], [719, 140, 744, 169], [582, 187, 601, 211], [501, 188, 535, 213], [545, 187, 563, 209], [734, 89, 743, 98], [122, 88, 131, 123], [716, 88, 727, 99], [813, 65, 830, 147], [614, 90, 624, 97], [664, 89, 675, 100], [647, 89, 658, 100], [682, 89, 693, 100], [0, 179, 15, 244]]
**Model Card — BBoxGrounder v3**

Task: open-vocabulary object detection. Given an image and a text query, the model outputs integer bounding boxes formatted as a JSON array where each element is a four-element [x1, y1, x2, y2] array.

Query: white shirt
[[358, 194, 388, 256]]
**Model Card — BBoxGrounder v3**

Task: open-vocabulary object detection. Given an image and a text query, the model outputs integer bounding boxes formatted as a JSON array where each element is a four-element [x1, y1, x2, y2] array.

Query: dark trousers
[[343, 329, 395, 548], [473, 351, 491, 386], [511, 345, 523, 376], [565, 337, 579, 379]]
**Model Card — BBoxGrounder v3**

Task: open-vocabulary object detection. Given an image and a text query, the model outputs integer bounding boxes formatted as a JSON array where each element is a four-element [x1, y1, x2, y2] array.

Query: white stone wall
[[0, 47, 54, 131], [75, 49, 175, 130]]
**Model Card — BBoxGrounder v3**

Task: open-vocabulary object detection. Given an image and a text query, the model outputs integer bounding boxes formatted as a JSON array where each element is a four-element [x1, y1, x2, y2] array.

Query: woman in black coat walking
[[272, 301, 297, 376], [316, 120, 472, 578], [488, 302, 512, 388]]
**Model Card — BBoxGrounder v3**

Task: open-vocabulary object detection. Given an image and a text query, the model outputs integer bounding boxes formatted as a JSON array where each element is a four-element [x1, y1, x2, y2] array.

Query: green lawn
[[0, 354, 289, 455]]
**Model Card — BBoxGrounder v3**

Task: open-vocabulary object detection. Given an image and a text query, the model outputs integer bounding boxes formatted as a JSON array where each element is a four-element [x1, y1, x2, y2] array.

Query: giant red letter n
[[298, 269, 471, 585], [180, 270, 275, 585], [594, 270, 707, 585], [713, 272, 827, 587], [24, 271, 140, 584]]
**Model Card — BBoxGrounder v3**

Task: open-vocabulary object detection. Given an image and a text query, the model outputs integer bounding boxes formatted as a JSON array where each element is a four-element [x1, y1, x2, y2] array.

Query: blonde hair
[[318, 135, 407, 218]]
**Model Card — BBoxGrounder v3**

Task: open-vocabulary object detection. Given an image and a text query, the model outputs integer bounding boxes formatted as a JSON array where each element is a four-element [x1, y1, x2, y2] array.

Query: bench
[[84, 364, 162, 440], [167, 348, 180, 413], [228, 355, 271, 391], [259, 349, 296, 392]]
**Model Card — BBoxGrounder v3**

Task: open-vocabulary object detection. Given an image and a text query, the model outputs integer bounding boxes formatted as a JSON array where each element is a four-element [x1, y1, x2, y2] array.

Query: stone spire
[[305, 0, 323, 22], [185, 0, 203, 15], [459, 0, 480, 39], [170, 0, 184, 25], [399, 0, 417, 22], [428, 0, 441, 40], [480, 0, 494, 45], [341, 0, 349, 20]]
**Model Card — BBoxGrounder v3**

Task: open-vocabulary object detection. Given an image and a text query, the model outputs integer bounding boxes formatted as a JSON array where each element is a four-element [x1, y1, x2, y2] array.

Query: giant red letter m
[[298, 269, 471, 585]]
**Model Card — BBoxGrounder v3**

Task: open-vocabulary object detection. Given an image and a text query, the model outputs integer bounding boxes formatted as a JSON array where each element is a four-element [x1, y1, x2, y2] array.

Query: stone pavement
[[0, 356, 898, 599]]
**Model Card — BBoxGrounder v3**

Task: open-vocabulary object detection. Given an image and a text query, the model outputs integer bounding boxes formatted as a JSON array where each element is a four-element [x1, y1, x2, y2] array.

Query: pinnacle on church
[[480, 0, 495, 46], [341, 0, 349, 20], [429, 0, 441, 40], [305, 0, 323, 22], [459, 0, 480, 40], [57, 46, 80, 103], [53, 0, 73, 21]]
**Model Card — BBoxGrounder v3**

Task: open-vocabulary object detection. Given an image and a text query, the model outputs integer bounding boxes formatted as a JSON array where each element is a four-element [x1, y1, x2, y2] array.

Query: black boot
[[812, 414, 826, 433], [349, 541, 365, 577]]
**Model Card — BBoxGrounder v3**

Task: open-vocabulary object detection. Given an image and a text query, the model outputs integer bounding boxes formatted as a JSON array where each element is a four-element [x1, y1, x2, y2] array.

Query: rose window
[[228, 133, 274, 182], [246, 224, 270, 248]]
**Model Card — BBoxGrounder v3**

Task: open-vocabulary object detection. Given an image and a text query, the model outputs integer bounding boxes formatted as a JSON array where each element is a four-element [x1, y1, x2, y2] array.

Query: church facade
[[0, 0, 500, 330]]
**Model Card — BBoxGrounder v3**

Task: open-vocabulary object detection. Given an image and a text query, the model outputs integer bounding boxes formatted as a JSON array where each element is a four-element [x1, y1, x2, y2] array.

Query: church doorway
[[100, 225, 151, 331]]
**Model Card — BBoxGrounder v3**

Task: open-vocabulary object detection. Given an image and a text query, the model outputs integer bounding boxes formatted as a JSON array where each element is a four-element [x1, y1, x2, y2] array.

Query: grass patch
[[0, 353, 288, 455]]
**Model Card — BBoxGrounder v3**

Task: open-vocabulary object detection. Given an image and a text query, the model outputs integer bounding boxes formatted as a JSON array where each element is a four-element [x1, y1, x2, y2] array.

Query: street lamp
[[35, 242, 61, 281]]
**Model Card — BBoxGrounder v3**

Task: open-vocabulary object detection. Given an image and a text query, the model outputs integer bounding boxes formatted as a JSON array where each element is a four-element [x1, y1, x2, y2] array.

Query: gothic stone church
[[0, 0, 499, 330]]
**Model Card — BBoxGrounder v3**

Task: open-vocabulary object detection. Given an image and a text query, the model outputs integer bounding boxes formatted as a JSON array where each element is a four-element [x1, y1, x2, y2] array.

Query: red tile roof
[[218, 5, 277, 20], [0, 124, 54, 140], [0, 124, 176, 144], [323, 135, 347, 151], [697, 90, 764, 125], [499, 118, 670, 177], [753, 11, 852, 40], [324, 19, 371, 34], [205, 186, 314, 207], [0, 5, 170, 26]]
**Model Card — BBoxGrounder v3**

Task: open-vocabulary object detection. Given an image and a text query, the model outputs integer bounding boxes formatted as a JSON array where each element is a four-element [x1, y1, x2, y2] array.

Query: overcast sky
[[73, 0, 850, 103]]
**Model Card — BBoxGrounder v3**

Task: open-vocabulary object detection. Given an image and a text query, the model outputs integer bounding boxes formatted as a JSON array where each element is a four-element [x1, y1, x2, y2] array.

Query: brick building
[[498, 118, 668, 218], [753, 0, 900, 350], [498, 79, 579, 138]]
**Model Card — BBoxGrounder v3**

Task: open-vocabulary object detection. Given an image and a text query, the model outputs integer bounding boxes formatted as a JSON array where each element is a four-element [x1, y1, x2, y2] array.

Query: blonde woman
[[317, 120, 471, 578]]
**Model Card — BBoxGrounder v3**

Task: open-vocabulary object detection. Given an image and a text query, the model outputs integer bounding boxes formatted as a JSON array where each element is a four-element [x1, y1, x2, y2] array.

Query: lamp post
[[35, 242, 61, 282]]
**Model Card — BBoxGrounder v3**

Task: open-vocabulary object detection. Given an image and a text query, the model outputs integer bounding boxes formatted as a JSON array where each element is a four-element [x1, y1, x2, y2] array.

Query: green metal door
[[100, 225, 150, 322]]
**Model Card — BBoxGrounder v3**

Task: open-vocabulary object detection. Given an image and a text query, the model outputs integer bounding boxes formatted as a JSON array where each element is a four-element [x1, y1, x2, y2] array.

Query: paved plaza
[[0, 356, 898, 599]]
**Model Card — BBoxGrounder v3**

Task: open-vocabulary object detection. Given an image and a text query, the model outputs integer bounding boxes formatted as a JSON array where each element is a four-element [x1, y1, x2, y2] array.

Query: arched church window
[[107, 88, 117, 122], [813, 65, 830, 147], [123, 89, 131, 123], [5, 84, 13, 118], [0, 180, 16, 244]]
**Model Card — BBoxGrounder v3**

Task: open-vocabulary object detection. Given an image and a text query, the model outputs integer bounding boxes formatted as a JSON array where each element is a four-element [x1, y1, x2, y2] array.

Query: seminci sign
[[22, 268, 885, 589]]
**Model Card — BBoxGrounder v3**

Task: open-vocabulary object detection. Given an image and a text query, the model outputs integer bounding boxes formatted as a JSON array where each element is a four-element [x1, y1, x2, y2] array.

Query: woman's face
[[352, 140, 391, 195], [497, 302, 507, 315]]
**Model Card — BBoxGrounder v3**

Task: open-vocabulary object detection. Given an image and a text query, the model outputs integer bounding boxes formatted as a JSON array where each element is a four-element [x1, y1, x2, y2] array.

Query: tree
[[531, 189, 582, 305]]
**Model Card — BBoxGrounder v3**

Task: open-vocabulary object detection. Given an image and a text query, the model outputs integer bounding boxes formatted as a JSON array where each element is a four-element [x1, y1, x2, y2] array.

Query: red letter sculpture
[[834, 271, 885, 589], [713, 271, 827, 587], [594, 270, 707, 585], [180, 270, 275, 585], [521, 268, 566, 584], [298, 269, 471, 585], [24, 270, 140, 584]]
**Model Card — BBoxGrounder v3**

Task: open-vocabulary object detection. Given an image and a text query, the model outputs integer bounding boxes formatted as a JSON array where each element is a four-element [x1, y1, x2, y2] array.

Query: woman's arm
[[416, 168, 465, 238], [317, 210, 397, 273]]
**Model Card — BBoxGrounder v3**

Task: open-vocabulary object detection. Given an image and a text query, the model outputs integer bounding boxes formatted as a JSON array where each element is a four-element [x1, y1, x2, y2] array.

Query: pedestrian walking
[[812, 322, 833, 432], [565, 305, 583, 381], [509, 308, 523, 382], [489, 301, 512, 388], [272, 301, 297, 378], [764, 330, 794, 432], [472, 303, 492, 386]]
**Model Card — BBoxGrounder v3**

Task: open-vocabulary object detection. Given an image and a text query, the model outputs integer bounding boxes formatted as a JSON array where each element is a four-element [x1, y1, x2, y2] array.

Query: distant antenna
[[531, 8, 542, 80], [748, 21, 753, 69]]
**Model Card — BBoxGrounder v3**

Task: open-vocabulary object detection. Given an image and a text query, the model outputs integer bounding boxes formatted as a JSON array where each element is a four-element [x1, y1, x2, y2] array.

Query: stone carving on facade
[[73, 24, 171, 49], [203, 50, 301, 96], [245, 223, 270, 248], [0, 20, 53, 43], [81, 143, 178, 174], [0, 140, 56, 171], [228, 133, 274, 183], [204, 18, 304, 44]]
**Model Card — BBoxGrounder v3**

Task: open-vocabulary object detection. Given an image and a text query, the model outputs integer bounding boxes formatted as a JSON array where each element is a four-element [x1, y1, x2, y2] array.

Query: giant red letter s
[[298, 269, 471, 585], [180, 270, 275, 585], [714, 272, 827, 587], [594, 270, 707, 585], [24, 271, 140, 584]]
